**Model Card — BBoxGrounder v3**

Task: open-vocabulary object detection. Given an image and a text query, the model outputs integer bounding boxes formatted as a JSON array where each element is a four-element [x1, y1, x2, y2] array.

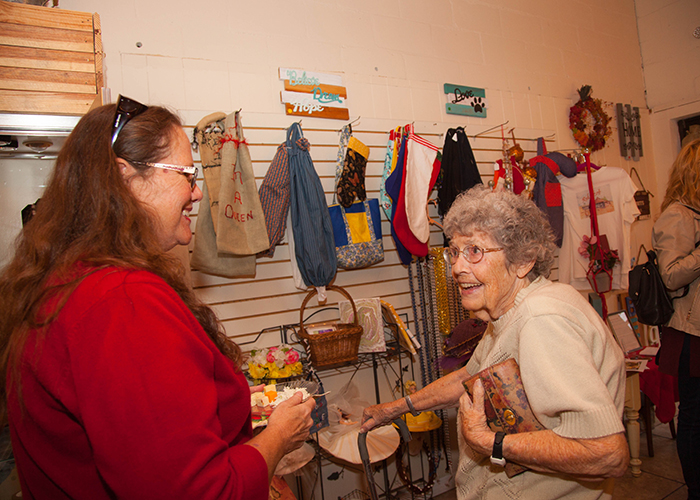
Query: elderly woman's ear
[[515, 260, 536, 280]]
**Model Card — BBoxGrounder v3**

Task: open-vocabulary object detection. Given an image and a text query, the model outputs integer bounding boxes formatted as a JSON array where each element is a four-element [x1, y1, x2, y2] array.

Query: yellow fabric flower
[[248, 363, 267, 380]]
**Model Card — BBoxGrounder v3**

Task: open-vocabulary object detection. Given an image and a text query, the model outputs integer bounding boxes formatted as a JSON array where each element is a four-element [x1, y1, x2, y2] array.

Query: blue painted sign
[[444, 83, 487, 118]]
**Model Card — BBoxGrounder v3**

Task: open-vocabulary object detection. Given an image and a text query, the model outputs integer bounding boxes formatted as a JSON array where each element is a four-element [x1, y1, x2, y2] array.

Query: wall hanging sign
[[443, 83, 487, 118], [615, 103, 643, 161], [279, 68, 349, 120]]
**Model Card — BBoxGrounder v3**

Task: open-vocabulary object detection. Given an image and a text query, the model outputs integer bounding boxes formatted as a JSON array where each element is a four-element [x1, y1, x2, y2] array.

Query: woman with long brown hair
[[0, 96, 314, 499], [653, 137, 700, 500]]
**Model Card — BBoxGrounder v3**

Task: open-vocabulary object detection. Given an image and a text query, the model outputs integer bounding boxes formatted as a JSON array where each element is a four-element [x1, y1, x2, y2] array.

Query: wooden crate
[[0, 0, 102, 115]]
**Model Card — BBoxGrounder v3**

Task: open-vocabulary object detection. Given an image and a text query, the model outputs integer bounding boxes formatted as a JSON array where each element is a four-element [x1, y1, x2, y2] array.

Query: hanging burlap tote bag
[[193, 112, 226, 229], [216, 111, 270, 255], [191, 181, 256, 278]]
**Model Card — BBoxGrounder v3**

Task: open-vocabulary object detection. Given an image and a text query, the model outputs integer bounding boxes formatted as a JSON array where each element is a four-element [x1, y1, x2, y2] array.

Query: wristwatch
[[405, 395, 420, 417], [490, 431, 507, 467]]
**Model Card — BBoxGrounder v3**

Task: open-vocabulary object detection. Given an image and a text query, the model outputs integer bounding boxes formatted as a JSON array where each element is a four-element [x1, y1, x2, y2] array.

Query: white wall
[[635, 0, 700, 201], [50, 0, 658, 496]]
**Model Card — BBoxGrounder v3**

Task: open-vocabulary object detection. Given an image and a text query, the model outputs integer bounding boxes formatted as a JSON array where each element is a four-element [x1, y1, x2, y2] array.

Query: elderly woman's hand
[[360, 401, 399, 433], [458, 379, 494, 456]]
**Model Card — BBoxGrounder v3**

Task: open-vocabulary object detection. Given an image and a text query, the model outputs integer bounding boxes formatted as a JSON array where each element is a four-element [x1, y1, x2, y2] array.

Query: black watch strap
[[490, 431, 506, 467]]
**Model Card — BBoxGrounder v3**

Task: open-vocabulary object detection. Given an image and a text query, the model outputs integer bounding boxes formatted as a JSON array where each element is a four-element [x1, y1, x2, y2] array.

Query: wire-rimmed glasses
[[443, 245, 503, 265]]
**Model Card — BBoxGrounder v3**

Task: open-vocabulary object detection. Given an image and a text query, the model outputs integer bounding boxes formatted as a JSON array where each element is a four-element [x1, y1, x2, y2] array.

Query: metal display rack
[[245, 310, 444, 499]]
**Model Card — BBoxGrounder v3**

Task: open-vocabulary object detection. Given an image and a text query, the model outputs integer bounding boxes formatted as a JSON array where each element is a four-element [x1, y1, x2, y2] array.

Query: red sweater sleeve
[[11, 268, 269, 500]]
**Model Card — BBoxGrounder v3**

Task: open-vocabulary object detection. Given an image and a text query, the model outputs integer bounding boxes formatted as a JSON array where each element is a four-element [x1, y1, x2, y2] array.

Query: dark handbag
[[630, 167, 652, 220], [463, 358, 545, 478], [628, 247, 676, 326]]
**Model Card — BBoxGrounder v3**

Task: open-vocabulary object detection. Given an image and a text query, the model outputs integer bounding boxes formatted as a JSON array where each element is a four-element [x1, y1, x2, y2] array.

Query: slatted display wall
[[0, 0, 102, 115], [180, 111, 556, 353]]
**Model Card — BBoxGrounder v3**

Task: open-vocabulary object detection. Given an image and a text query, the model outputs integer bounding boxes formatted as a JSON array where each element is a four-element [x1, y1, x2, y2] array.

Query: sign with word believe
[[279, 68, 349, 120], [444, 83, 487, 118]]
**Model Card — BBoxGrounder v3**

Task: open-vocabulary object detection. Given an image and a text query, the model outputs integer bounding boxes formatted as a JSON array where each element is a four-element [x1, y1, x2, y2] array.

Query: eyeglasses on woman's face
[[111, 95, 148, 146], [128, 161, 198, 190], [443, 244, 504, 265]]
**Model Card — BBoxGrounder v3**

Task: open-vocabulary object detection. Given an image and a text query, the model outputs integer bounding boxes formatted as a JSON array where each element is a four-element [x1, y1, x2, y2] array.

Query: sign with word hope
[[279, 68, 349, 120], [444, 83, 487, 118]]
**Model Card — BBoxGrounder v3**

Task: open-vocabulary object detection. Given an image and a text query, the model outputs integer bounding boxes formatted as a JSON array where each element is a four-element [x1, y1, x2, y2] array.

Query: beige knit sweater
[[456, 276, 626, 500]]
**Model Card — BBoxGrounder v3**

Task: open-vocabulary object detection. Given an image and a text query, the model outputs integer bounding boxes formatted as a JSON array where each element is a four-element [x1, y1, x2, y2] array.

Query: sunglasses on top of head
[[111, 95, 148, 146]]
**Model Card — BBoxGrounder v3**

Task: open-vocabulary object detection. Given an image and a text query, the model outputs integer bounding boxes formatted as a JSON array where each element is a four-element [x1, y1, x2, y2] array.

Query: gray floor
[[433, 417, 687, 500]]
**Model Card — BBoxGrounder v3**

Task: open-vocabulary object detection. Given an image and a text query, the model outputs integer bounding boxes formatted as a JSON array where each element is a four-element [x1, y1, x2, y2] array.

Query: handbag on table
[[463, 358, 545, 478]]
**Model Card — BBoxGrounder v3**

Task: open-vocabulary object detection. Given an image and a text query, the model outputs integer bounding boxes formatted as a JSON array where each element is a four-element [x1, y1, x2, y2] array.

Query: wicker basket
[[297, 285, 363, 369]]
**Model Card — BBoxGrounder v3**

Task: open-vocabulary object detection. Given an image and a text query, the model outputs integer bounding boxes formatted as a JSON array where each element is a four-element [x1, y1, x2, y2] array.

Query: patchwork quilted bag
[[328, 199, 384, 269]]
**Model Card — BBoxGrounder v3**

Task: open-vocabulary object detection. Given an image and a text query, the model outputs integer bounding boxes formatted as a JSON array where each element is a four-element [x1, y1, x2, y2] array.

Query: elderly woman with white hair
[[361, 185, 629, 499]]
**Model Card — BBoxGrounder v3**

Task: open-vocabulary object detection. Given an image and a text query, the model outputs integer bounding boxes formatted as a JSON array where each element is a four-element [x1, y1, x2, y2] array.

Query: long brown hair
[[661, 138, 700, 212], [0, 103, 242, 419]]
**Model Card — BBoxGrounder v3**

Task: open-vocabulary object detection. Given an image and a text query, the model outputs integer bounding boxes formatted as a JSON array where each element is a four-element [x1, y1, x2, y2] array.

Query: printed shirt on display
[[559, 167, 640, 290]]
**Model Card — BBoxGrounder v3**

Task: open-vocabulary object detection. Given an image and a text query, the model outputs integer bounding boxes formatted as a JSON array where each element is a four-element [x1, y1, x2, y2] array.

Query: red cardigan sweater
[[7, 267, 268, 499]]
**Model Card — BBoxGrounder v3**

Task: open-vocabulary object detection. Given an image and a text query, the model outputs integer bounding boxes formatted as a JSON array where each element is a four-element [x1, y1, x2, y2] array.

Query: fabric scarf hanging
[[288, 122, 337, 297], [216, 111, 270, 255]]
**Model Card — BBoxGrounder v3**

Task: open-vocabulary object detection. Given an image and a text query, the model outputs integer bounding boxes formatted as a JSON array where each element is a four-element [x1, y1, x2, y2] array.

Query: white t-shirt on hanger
[[559, 167, 640, 291]]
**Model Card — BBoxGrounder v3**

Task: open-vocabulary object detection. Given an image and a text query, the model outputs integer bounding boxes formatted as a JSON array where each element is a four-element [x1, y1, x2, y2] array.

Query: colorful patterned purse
[[328, 198, 384, 269], [463, 358, 545, 478]]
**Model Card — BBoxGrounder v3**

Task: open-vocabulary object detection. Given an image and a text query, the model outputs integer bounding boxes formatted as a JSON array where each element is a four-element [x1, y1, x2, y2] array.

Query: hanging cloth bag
[[328, 127, 384, 269], [385, 129, 413, 265], [630, 167, 653, 220], [190, 181, 256, 278], [192, 112, 226, 230], [392, 133, 441, 258], [336, 135, 370, 207], [216, 111, 270, 255], [288, 122, 337, 290], [379, 127, 399, 220], [437, 127, 482, 216], [258, 141, 291, 258], [328, 200, 384, 269]]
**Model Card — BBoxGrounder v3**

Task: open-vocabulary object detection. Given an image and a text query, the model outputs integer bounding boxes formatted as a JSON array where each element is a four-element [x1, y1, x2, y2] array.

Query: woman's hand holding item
[[266, 391, 316, 455], [247, 391, 316, 480], [458, 379, 494, 456]]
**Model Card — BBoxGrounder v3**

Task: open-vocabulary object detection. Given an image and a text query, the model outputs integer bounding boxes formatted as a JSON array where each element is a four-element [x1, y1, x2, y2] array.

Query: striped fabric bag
[[288, 122, 337, 288]]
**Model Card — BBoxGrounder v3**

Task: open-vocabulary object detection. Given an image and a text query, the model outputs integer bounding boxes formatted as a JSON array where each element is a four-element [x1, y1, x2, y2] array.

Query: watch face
[[490, 456, 507, 467]]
